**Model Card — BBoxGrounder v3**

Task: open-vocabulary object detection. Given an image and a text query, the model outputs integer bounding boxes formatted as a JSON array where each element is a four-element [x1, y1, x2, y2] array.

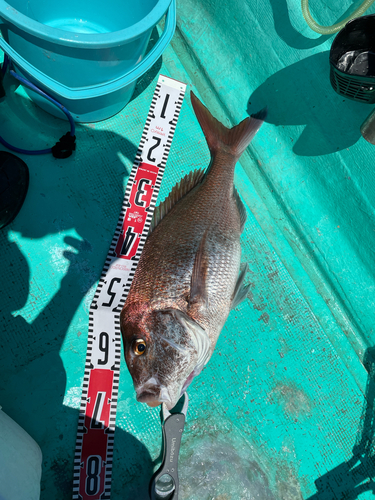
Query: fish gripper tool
[[149, 392, 189, 500]]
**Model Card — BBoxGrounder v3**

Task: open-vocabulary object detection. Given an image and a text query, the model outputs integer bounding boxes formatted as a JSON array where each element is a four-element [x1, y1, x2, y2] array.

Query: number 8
[[85, 455, 101, 495]]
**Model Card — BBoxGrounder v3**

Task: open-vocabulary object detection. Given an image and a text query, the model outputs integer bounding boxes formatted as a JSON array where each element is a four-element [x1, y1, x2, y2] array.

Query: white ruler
[[72, 75, 187, 500]]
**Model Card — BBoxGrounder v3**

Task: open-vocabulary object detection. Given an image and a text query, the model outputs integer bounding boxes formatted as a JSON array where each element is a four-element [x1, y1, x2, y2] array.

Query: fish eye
[[133, 339, 147, 356]]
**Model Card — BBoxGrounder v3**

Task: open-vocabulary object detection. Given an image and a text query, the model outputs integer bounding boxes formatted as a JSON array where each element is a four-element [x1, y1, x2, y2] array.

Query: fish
[[120, 91, 266, 410]]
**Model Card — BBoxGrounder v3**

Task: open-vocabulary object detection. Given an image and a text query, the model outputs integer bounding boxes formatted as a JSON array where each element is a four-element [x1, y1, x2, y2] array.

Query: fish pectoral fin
[[231, 263, 250, 309], [189, 230, 210, 308]]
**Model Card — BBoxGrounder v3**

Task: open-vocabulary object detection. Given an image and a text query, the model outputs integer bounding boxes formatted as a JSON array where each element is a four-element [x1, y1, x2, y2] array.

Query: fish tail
[[190, 91, 267, 160]]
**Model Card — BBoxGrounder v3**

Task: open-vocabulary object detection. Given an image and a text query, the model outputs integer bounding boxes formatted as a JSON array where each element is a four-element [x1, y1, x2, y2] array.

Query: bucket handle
[[0, 0, 176, 100]]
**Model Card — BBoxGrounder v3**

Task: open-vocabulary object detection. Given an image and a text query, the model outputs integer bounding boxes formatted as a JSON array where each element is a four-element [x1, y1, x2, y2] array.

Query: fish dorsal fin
[[231, 263, 250, 310], [149, 168, 205, 233], [233, 187, 247, 233], [190, 91, 267, 159], [189, 230, 209, 308]]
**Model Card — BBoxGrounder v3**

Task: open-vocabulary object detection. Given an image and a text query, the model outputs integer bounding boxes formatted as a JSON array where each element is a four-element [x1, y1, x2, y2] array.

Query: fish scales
[[121, 91, 266, 409], [129, 156, 240, 325]]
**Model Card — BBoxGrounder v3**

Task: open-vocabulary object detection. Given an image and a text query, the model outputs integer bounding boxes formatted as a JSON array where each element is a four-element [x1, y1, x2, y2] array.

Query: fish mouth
[[136, 380, 171, 408], [137, 371, 197, 409], [136, 391, 163, 408]]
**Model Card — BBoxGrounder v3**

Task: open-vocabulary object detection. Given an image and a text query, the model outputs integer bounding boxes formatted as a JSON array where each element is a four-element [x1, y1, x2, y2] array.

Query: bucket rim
[[0, 0, 173, 48], [1, 1, 176, 102]]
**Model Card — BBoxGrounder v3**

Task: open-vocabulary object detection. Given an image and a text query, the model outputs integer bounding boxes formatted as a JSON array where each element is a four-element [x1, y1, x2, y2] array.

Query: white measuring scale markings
[[72, 75, 187, 500]]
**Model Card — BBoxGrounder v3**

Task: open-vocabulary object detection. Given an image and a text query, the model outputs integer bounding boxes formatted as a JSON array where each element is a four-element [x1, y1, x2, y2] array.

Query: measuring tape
[[72, 75, 187, 500]]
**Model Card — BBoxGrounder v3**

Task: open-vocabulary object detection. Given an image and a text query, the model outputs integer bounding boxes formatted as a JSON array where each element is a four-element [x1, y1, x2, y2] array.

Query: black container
[[330, 14, 375, 103]]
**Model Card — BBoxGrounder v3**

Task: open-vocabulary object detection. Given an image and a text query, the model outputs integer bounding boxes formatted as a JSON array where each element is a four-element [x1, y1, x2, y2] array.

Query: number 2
[[147, 136, 161, 163]]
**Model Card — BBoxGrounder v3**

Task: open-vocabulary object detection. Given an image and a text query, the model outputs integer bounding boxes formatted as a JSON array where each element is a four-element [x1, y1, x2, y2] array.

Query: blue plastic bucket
[[0, 0, 175, 122]]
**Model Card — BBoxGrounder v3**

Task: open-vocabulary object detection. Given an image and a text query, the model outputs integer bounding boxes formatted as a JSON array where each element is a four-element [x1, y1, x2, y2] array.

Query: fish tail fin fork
[[190, 91, 267, 160]]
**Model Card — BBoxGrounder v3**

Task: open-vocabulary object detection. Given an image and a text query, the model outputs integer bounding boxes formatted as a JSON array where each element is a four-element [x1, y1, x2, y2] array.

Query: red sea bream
[[120, 92, 266, 409]]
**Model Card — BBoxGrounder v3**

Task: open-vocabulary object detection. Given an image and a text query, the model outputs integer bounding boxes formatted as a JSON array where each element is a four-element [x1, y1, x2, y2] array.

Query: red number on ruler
[[115, 163, 160, 260], [79, 369, 113, 499]]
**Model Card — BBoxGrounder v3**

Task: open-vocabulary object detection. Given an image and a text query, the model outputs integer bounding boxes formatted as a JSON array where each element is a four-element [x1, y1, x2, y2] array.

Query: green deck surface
[[1, 0, 375, 498]]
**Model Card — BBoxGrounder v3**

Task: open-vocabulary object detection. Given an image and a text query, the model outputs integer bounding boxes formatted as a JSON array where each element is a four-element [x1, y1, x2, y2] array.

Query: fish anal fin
[[149, 168, 205, 234], [231, 263, 250, 310], [189, 230, 210, 308]]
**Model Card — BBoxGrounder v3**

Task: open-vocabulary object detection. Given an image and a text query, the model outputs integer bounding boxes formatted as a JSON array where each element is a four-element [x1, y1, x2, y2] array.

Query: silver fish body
[[120, 92, 266, 409]]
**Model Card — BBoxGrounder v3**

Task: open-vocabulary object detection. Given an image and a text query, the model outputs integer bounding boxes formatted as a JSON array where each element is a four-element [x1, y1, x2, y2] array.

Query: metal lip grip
[[149, 393, 189, 500]]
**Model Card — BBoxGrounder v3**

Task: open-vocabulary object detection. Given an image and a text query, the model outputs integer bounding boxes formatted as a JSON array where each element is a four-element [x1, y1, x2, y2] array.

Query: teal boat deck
[[2, 0, 375, 498]]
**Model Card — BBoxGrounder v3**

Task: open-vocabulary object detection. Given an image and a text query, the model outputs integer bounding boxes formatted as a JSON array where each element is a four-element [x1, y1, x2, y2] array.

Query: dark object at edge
[[0, 151, 29, 229], [330, 14, 375, 104]]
